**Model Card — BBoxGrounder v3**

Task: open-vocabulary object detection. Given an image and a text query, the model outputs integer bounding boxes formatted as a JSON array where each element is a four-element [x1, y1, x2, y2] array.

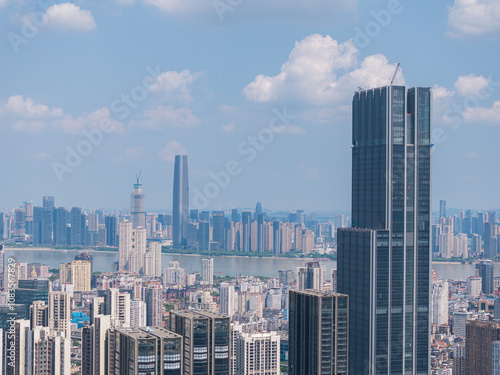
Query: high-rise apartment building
[[71, 259, 92, 292], [466, 319, 500, 375], [431, 280, 449, 325], [440, 200, 446, 218], [289, 289, 349, 375], [338, 86, 432, 374], [49, 291, 72, 338], [119, 220, 147, 274], [202, 258, 214, 285], [236, 331, 280, 375], [173, 155, 189, 248]]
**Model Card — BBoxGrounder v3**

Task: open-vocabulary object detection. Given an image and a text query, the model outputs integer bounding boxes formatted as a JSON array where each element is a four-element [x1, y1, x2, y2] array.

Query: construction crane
[[389, 63, 401, 86]]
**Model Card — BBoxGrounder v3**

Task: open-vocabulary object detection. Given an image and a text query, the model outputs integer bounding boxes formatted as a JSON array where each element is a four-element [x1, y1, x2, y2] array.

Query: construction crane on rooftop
[[389, 63, 401, 86]]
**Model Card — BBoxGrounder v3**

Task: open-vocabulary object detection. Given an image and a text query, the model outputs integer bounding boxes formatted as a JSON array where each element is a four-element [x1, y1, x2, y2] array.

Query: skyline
[[1, 1, 500, 211]]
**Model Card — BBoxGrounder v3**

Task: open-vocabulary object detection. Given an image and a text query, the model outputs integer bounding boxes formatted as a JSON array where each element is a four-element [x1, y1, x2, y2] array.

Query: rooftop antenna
[[389, 63, 401, 86], [135, 170, 142, 186]]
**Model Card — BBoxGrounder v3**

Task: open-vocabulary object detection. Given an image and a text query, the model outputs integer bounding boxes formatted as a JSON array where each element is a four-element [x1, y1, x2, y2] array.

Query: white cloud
[[463, 101, 500, 125], [45, 3, 96, 31], [454, 74, 490, 97], [149, 70, 200, 101], [158, 140, 187, 162], [12, 120, 46, 133], [3, 95, 63, 117], [51, 107, 123, 134], [447, 0, 500, 37], [142, 105, 201, 129], [243, 34, 403, 106]]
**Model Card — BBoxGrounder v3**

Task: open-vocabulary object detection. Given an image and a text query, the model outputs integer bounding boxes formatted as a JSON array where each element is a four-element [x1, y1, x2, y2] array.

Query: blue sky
[[0, 0, 499, 212]]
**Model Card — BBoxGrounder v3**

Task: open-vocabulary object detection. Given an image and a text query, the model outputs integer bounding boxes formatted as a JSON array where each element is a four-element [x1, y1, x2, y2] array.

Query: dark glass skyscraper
[[338, 86, 431, 374], [173, 155, 189, 248]]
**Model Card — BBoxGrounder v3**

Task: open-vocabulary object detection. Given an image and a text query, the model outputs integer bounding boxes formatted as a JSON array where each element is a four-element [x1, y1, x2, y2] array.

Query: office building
[[494, 341, 500, 375], [170, 310, 230, 375], [338, 86, 432, 374], [53, 207, 68, 245], [105, 215, 118, 247], [476, 259, 495, 295], [289, 290, 348, 375], [173, 155, 189, 248], [440, 200, 446, 218], [213, 211, 225, 251], [110, 327, 183, 375]]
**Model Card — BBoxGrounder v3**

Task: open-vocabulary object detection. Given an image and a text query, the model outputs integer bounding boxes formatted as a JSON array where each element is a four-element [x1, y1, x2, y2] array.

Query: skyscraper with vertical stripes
[[338, 85, 432, 374], [173, 155, 189, 249]]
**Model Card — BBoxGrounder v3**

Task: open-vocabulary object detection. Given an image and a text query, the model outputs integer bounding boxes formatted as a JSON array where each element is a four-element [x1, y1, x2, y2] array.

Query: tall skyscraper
[[439, 200, 446, 218], [130, 175, 146, 229], [169, 310, 230, 375], [105, 215, 118, 247], [119, 220, 147, 274], [289, 290, 349, 375], [173, 154, 189, 249], [212, 211, 225, 251], [476, 259, 495, 295], [242, 211, 252, 252], [338, 85, 432, 374]]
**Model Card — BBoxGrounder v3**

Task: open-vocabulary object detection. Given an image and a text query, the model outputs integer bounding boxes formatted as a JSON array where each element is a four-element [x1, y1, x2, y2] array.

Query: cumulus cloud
[[51, 107, 123, 134], [463, 101, 500, 125], [141, 105, 201, 129], [243, 34, 403, 107], [158, 140, 187, 162], [149, 70, 201, 101], [0, 96, 123, 134], [45, 3, 96, 31], [447, 0, 500, 37], [3, 95, 63, 117], [454, 74, 490, 97]]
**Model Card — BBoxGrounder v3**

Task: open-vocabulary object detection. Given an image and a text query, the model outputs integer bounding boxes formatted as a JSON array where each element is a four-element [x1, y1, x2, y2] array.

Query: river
[[3, 248, 484, 280]]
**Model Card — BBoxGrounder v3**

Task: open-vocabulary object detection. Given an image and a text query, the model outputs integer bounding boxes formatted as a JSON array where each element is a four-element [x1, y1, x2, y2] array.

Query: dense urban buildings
[[338, 85, 432, 374]]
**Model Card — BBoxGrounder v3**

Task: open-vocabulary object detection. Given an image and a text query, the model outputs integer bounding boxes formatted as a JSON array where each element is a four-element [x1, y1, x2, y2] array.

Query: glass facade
[[338, 86, 431, 375]]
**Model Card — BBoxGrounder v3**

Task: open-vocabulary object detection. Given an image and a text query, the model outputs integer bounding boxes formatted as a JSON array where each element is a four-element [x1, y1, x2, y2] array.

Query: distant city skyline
[[1, 2, 499, 212]]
